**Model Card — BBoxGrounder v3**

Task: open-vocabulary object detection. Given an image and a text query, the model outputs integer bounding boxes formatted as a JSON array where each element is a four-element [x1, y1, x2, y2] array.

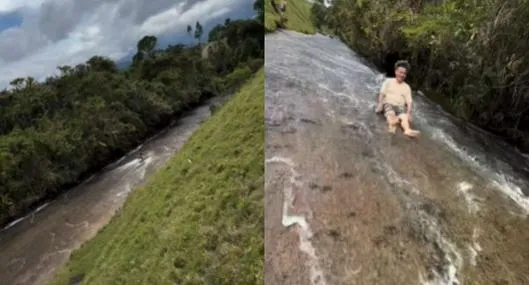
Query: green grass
[[50, 68, 265, 285], [265, 0, 316, 34]]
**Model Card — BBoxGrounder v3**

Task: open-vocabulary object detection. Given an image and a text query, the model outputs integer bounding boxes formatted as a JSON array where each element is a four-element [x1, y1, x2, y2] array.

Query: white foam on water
[[380, 161, 420, 195], [2, 201, 50, 231], [317, 83, 335, 95], [114, 158, 141, 172], [315, 83, 366, 110], [266, 156, 328, 285], [418, 218, 463, 285], [432, 129, 480, 164], [115, 184, 133, 198], [325, 110, 336, 120], [457, 182, 481, 215], [80, 174, 97, 185], [433, 129, 529, 214], [434, 240, 462, 285], [135, 156, 151, 180], [468, 245, 478, 266], [455, 182, 484, 267], [492, 175, 529, 214], [2, 217, 26, 231], [33, 202, 49, 214], [106, 156, 127, 170], [472, 228, 482, 252], [467, 228, 482, 266], [64, 221, 89, 228]]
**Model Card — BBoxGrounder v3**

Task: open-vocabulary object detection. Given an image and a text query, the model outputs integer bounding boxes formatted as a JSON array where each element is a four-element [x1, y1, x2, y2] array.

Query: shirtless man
[[375, 60, 420, 137]]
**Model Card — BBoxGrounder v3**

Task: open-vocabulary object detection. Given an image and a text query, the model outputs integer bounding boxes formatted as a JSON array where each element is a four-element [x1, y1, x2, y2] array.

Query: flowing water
[[0, 100, 219, 285], [265, 31, 529, 285]]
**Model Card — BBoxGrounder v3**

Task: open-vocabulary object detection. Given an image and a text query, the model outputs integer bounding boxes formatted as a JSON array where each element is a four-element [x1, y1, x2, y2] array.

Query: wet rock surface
[[265, 31, 529, 285]]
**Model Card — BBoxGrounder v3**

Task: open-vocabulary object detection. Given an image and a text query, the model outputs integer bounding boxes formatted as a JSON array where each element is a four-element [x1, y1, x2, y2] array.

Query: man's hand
[[375, 104, 383, 113]]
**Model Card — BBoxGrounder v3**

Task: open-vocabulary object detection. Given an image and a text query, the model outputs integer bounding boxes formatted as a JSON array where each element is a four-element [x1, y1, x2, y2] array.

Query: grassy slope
[[265, 0, 316, 33], [50, 68, 264, 285]]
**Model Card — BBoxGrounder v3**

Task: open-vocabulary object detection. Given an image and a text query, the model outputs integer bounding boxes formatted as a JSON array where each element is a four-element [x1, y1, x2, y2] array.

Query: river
[[265, 31, 529, 285], [0, 99, 219, 285]]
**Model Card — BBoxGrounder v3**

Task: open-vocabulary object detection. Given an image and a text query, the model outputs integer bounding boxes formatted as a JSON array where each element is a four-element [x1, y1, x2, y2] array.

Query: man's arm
[[405, 87, 413, 119], [376, 93, 385, 113], [376, 79, 388, 113]]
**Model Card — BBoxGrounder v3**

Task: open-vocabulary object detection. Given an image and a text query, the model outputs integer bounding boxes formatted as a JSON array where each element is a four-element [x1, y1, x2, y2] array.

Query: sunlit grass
[[265, 0, 316, 34]]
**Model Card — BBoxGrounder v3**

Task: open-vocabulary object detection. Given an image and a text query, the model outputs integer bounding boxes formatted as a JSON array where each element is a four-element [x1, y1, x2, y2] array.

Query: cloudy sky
[[0, 0, 255, 88]]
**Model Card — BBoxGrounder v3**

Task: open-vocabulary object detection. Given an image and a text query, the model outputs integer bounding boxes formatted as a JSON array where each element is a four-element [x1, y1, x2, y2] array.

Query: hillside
[[50, 68, 264, 285]]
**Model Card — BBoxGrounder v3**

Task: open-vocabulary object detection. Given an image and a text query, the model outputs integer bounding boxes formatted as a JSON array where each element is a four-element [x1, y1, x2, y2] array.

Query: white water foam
[[492, 175, 529, 214], [34, 202, 49, 214], [2, 217, 25, 231], [115, 184, 133, 198], [457, 182, 481, 215], [64, 221, 89, 228], [266, 156, 327, 285], [379, 160, 420, 195], [456, 182, 484, 267], [433, 129, 529, 214], [467, 228, 482, 266], [80, 174, 97, 186], [418, 216, 463, 285]]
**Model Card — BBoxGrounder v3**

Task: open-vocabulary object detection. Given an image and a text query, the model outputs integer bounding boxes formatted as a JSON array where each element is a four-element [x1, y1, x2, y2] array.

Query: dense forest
[[0, 5, 264, 226], [312, 0, 529, 151]]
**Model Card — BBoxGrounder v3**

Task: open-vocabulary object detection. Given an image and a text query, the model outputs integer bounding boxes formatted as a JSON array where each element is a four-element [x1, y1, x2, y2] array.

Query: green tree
[[137, 35, 157, 54], [132, 35, 157, 66], [194, 21, 203, 44], [253, 0, 264, 23], [186, 24, 192, 40], [87, 56, 118, 73], [208, 24, 225, 42]]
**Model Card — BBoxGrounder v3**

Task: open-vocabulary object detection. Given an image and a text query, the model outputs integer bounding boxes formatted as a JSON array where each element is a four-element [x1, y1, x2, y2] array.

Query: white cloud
[[0, 0, 251, 88], [139, 0, 238, 36], [0, 0, 48, 13]]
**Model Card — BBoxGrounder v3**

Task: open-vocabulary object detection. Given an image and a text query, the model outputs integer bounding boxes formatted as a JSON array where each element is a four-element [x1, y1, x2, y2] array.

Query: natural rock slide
[[265, 31, 529, 285]]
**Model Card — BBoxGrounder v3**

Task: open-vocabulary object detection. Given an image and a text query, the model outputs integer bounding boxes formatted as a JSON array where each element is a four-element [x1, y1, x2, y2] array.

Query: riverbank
[[49, 68, 264, 285]]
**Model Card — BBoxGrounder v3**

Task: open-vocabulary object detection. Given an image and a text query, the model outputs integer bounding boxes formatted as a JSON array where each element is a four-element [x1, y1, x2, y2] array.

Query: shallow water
[[265, 30, 529, 285], [0, 100, 217, 285]]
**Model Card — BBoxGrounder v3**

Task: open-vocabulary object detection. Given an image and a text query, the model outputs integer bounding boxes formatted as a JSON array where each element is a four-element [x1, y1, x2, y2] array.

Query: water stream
[[0, 99, 219, 285]]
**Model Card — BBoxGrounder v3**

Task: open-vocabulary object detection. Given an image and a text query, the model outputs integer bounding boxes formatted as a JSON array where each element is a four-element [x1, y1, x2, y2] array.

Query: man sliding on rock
[[375, 60, 420, 137]]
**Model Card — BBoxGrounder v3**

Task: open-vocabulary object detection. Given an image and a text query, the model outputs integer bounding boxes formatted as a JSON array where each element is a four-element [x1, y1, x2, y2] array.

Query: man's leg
[[383, 104, 399, 133], [398, 113, 420, 137], [385, 112, 399, 133]]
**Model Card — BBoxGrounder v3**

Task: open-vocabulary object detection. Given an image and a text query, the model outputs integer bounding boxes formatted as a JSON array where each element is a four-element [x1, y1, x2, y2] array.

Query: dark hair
[[394, 60, 411, 71]]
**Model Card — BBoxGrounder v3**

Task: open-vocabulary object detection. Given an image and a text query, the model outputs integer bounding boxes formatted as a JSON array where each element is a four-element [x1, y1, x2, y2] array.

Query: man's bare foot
[[404, 130, 420, 137], [388, 125, 397, 134]]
